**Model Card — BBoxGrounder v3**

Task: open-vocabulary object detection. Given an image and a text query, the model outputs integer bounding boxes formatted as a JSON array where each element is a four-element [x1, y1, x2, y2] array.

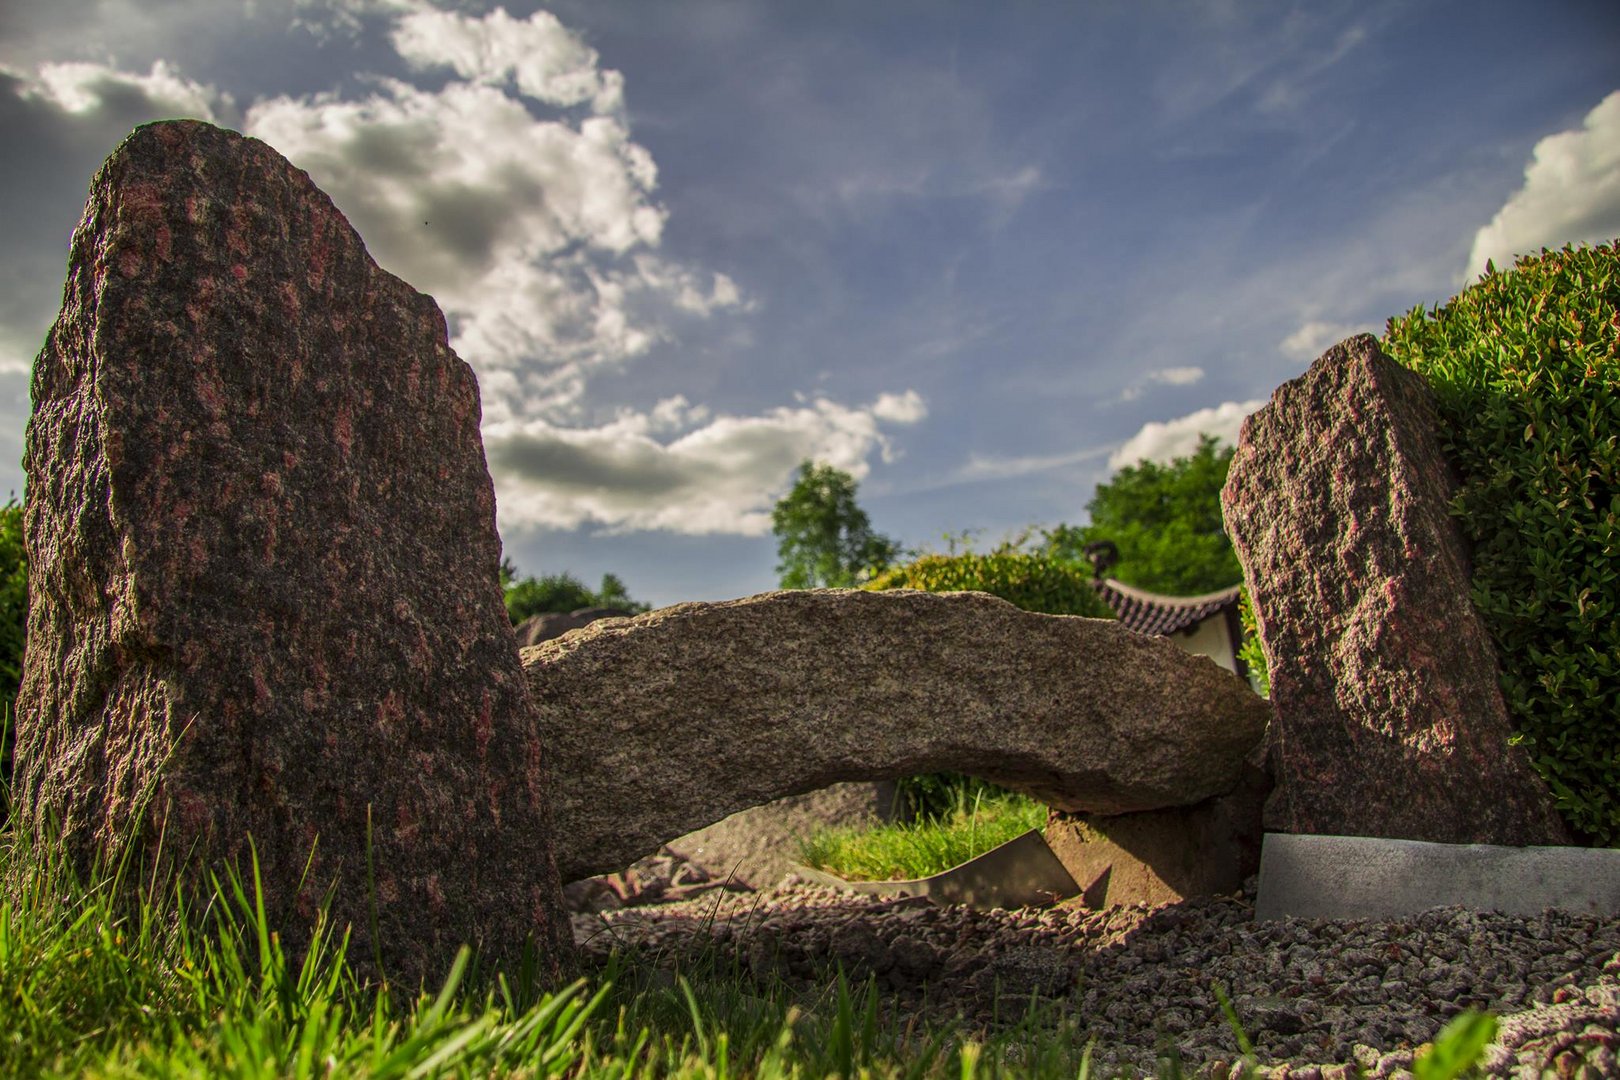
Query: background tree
[[771, 461, 901, 589], [1044, 433, 1242, 594], [501, 567, 650, 625]]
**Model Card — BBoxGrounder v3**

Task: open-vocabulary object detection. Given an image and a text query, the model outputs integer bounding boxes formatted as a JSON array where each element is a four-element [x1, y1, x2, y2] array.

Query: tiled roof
[[1091, 578, 1242, 637]]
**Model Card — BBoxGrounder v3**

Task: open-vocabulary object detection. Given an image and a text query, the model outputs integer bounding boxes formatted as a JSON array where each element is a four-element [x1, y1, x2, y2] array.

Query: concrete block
[[1254, 832, 1620, 922]]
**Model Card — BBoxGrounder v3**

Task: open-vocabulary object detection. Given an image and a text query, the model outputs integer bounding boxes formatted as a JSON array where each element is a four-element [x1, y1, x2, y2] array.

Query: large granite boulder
[[15, 120, 573, 986], [1220, 334, 1569, 846], [515, 606, 632, 648], [521, 588, 1270, 883]]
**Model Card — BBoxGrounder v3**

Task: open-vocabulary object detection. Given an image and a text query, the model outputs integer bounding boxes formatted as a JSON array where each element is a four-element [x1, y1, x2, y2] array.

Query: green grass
[[795, 790, 1049, 882], [0, 806, 1113, 1078], [0, 799, 1501, 1078]]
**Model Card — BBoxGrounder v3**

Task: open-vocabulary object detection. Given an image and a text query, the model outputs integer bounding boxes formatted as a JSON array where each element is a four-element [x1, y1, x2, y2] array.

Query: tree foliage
[[1044, 434, 1242, 595], [771, 461, 901, 589], [501, 563, 650, 625]]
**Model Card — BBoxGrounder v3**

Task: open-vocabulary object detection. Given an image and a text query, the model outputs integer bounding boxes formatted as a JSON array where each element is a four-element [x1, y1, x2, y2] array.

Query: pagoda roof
[[1091, 577, 1243, 638]]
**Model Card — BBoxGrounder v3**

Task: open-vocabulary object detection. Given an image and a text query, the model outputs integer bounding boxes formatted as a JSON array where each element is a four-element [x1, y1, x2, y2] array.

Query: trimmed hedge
[[1383, 242, 1619, 844], [863, 551, 1114, 620]]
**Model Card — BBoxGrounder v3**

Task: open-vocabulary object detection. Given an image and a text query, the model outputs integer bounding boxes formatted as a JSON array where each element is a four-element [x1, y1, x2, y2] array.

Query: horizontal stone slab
[[524, 588, 1271, 882], [1254, 832, 1620, 922]]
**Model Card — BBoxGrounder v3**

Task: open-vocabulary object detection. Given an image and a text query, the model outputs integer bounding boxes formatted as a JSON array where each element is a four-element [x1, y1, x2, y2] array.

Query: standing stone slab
[[523, 589, 1271, 883], [16, 120, 572, 986], [1220, 334, 1568, 846]]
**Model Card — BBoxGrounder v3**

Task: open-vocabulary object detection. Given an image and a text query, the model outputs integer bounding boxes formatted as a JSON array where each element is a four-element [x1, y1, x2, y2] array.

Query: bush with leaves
[[1237, 587, 1269, 698], [864, 550, 1113, 619], [1383, 241, 1619, 843], [499, 560, 650, 626], [864, 548, 1113, 818]]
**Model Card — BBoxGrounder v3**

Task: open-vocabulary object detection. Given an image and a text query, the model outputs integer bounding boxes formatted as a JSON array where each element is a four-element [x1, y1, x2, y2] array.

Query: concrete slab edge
[[790, 828, 1080, 910], [1254, 832, 1620, 922]]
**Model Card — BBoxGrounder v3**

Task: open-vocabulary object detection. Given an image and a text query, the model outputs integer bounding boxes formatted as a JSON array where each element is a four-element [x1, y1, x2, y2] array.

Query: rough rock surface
[[514, 606, 632, 648], [1220, 334, 1569, 846], [661, 780, 901, 890], [1046, 749, 1271, 908], [523, 588, 1269, 883], [577, 881, 1620, 1078], [15, 120, 572, 987]]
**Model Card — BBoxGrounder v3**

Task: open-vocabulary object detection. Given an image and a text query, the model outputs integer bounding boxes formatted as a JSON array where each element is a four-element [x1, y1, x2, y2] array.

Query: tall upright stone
[[16, 120, 573, 986], [1220, 334, 1569, 846]]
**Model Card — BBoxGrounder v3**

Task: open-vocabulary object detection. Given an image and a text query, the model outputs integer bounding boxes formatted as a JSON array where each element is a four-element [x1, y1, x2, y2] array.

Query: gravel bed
[[571, 877, 1620, 1078]]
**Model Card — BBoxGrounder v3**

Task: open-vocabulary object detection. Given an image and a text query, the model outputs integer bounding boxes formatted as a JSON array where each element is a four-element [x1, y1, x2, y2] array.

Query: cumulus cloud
[[1278, 319, 1376, 361], [0, 5, 919, 542], [0, 323, 40, 376], [1108, 399, 1267, 469], [871, 389, 927, 423], [242, 4, 742, 421], [484, 392, 927, 535], [17, 59, 226, 121], [390, 5, 624, 114], [1466, 91, 1620, 282], [1120, 365, 1204, 401]]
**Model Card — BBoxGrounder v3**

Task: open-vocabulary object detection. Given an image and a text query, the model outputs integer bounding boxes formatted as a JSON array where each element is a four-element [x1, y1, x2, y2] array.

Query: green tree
[[771, 461, 901, 589], [1045, 434, 1242, 595], [502, 569, 650, 625]]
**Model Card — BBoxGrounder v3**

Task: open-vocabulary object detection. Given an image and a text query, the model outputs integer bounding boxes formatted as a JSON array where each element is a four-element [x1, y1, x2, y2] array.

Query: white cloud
[[390, 5, 624, 115], [1108, 399, 1267, 470], [1120, 365, 1205, 401], [955, 444, 1113, 483], [871, 390, 927, 423], [1466, 91, 1620, 282], [484, 392, 927, 536], [1278, 319, 1376, 361], [0, 324, 40, 376], [11, 58, 227, 122], [242, 6, 744, 422]]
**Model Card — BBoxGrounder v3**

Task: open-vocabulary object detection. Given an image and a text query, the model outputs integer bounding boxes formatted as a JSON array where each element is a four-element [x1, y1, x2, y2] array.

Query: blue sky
[[1, 0, 1617, 609]]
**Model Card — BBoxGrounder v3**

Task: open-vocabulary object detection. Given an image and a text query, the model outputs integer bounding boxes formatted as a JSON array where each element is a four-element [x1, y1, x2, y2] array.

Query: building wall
[[1172, 615, 1237, 673]]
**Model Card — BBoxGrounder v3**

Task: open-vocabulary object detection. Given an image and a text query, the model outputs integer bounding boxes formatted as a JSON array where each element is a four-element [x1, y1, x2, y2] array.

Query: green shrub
[[1237, 586, 1269, 698], [864, 552, 1113, 818], [863, 551, 1114, 619], [502, 569, 649, 625], [1383, 241, 1620, 843]]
